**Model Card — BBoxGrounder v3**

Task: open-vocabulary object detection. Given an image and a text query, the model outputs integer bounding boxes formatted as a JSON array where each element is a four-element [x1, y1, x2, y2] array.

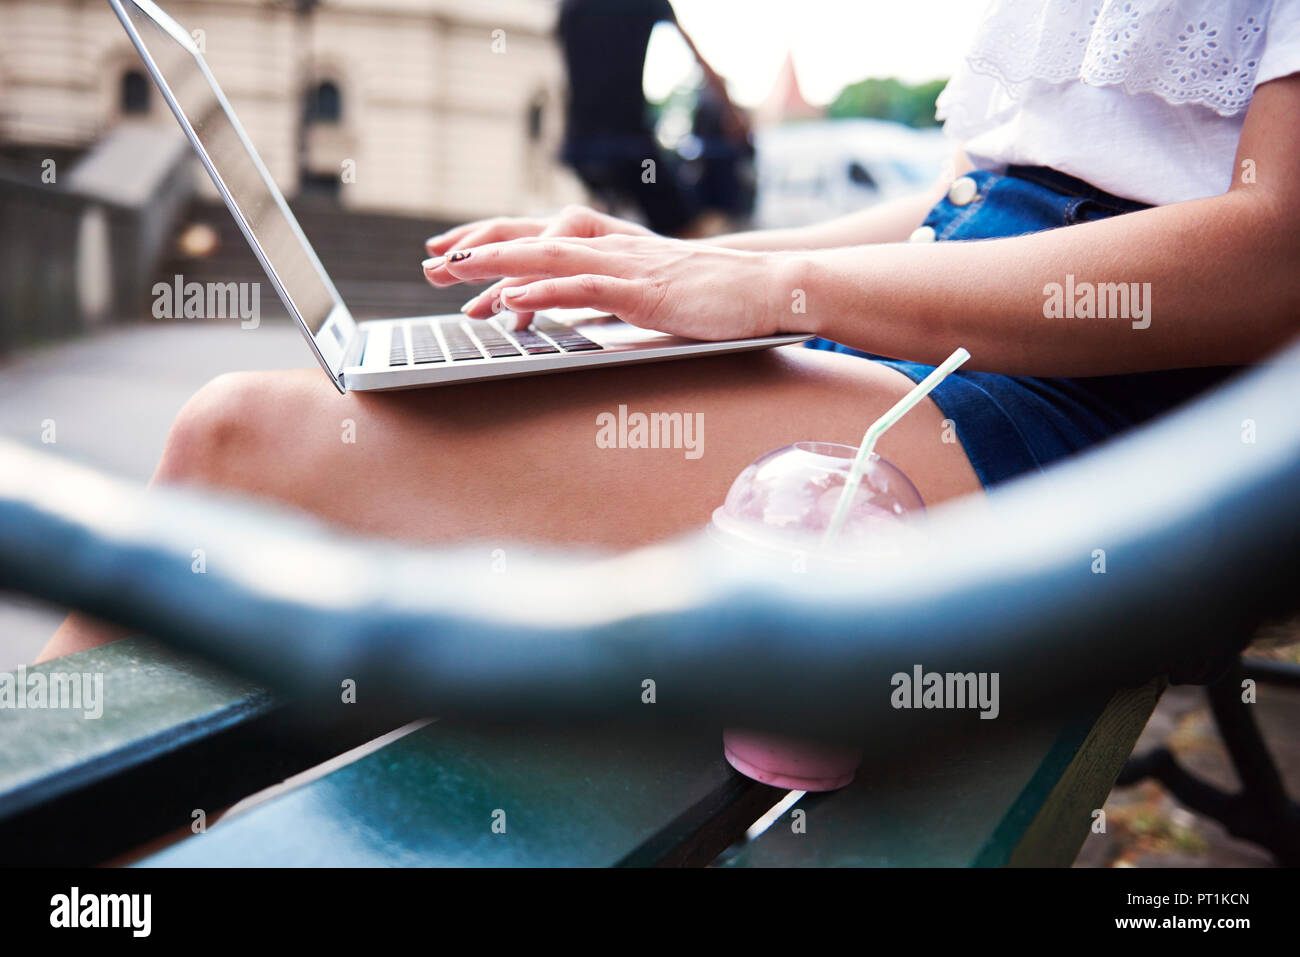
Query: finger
[[426, 236, 619, 287], [438, 240, 621, 285], [459, 286, 535, 331], [424, 221, 487, 257], [500, 275, 641, 317], [496, 308, 535, 332], [421, 255, 461, 288], [460, 276, 545, 319], [450, 219, 547, 254], [424, 218, 541, 257], [537, 212, 599, 239]]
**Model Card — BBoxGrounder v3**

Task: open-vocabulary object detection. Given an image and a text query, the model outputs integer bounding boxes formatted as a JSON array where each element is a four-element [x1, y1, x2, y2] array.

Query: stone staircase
[[154, 198, 481, 321]]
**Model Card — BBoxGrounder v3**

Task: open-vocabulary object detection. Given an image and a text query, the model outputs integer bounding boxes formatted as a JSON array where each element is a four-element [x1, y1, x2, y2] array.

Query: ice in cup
[[709, 441, 925, 569], [709, 440, 926, 791]]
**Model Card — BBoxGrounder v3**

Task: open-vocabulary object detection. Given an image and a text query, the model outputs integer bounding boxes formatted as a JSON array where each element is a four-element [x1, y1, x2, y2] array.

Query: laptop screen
[[115, 0, 345, 349]]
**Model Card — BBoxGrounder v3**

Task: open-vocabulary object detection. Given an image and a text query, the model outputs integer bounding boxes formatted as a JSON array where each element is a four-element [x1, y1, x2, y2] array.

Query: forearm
[[709, 190, 940, 251], [786, 189, 1300, 376], [711, 150, 971, 251]]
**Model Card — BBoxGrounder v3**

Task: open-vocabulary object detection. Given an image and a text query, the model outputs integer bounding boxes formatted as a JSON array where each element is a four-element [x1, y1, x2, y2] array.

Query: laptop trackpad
[[590, 321, 674, 346], [532, 309, 676, 346]]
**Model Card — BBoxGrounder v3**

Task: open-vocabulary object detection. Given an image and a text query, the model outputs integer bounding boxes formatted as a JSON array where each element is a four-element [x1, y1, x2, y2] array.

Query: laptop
[[110, 0, 809, 393]]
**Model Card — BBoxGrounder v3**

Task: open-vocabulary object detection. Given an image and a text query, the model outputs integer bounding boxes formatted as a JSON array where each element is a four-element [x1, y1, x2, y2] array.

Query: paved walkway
[[0, 319, 308, 666]]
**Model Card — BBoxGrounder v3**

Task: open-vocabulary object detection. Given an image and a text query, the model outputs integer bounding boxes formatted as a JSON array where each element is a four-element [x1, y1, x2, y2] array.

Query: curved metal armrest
[[2, 342, 1298, 743]]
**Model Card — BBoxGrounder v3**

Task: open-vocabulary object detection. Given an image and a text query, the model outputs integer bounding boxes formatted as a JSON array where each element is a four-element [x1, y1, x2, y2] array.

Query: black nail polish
[[449, 251, 471, 262]]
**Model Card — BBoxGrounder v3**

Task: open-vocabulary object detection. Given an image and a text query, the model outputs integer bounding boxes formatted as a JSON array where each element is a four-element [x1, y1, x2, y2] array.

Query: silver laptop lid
[[109, 0, 354, 391]]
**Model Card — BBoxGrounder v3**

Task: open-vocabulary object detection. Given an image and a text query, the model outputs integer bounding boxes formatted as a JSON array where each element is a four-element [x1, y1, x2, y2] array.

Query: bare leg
[[40, 347, 982, 659]]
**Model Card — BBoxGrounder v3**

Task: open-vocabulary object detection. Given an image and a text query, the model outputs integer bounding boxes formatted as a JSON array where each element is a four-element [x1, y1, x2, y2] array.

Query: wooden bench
[[0, 637, 1162, 867]]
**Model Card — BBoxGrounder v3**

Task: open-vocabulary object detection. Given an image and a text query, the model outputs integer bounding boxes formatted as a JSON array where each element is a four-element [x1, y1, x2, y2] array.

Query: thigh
[[159, 345, 983, 551]]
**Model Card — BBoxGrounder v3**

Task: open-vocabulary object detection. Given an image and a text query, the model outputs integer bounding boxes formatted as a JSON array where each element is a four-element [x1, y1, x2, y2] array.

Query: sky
[[643, 0, 989, 106]]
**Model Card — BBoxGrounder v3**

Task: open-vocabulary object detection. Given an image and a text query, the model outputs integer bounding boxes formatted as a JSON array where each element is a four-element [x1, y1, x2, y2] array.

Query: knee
[[154, 370, 310, 486]]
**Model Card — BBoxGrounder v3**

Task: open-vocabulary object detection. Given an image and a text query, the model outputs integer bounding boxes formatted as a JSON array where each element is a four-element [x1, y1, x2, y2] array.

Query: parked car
[[752, 118, 951, 229]]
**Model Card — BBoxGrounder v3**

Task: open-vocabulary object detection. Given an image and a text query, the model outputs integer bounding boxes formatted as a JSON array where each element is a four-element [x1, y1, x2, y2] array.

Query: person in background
[[687, 80, 756, 227], [556, 0, 748, 236]]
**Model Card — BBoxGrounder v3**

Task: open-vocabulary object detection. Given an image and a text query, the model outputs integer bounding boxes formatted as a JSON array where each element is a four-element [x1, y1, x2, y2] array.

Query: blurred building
[[0, 0, 580, 219], [0, 0, 589, 341]]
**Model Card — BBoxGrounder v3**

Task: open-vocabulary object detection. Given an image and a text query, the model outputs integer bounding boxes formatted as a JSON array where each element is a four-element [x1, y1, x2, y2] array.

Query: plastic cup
[[709, 441, 926, 791], [709, 441, 925, 570], [722, 728, 864, 792]]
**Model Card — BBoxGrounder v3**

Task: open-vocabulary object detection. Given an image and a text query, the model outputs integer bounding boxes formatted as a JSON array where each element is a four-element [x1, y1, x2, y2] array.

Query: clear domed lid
[[710, 441, 925, 563]]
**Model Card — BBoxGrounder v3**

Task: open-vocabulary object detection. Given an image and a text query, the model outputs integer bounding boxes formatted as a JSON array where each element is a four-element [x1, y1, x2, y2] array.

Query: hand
[[426, 234, 806, 341], [422, 205, 653, 289]]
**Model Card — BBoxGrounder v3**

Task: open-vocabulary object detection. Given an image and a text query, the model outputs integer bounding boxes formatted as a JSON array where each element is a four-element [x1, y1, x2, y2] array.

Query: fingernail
[[459, 295, 478, 313], [422, 256, 444, 271], [501, 286, 525, 299], [448, 250, 471, 262]]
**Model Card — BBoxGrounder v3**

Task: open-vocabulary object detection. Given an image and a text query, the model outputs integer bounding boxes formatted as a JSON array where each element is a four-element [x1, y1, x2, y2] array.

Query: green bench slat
[[720, 681, 1163, 867], [2, 638, 756, 867], [135, 720, 748, 867], [991, 679, 1166, 866], [1, 636, 1163, 867], [0, 636, 420, 865], [0, 638, 270, 819]]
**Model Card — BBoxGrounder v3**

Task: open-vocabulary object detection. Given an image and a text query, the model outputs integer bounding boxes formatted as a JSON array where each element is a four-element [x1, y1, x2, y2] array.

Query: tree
[[827, 77, 948, 128]]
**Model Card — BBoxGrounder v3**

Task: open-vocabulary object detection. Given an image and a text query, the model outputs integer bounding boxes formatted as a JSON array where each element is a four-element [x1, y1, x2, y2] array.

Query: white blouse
[[936, 0, 1300, 205]]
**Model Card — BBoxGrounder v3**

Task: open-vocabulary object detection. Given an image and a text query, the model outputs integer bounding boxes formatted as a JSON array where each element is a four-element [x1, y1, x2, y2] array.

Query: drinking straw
[[822, 347, 971, 547]]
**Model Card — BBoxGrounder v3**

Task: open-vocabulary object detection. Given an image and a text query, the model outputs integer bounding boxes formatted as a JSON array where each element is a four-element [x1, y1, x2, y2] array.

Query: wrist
[[767, 250, 824, 336]]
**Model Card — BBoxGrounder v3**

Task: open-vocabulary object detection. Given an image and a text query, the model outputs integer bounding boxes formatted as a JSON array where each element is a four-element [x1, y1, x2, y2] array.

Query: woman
[[556, 0, 750, 235], [42, 0, 1300, 659]]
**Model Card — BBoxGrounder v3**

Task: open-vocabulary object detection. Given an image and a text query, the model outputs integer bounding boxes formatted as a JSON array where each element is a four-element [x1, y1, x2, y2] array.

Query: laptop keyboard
[[387, 318, 603, 367], [413, 323, 448, 363], [388, 326, 407, 367]]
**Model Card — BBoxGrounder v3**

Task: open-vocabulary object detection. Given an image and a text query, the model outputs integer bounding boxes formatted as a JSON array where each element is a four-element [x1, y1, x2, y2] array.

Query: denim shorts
[[806, 165, 1237, 489]]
